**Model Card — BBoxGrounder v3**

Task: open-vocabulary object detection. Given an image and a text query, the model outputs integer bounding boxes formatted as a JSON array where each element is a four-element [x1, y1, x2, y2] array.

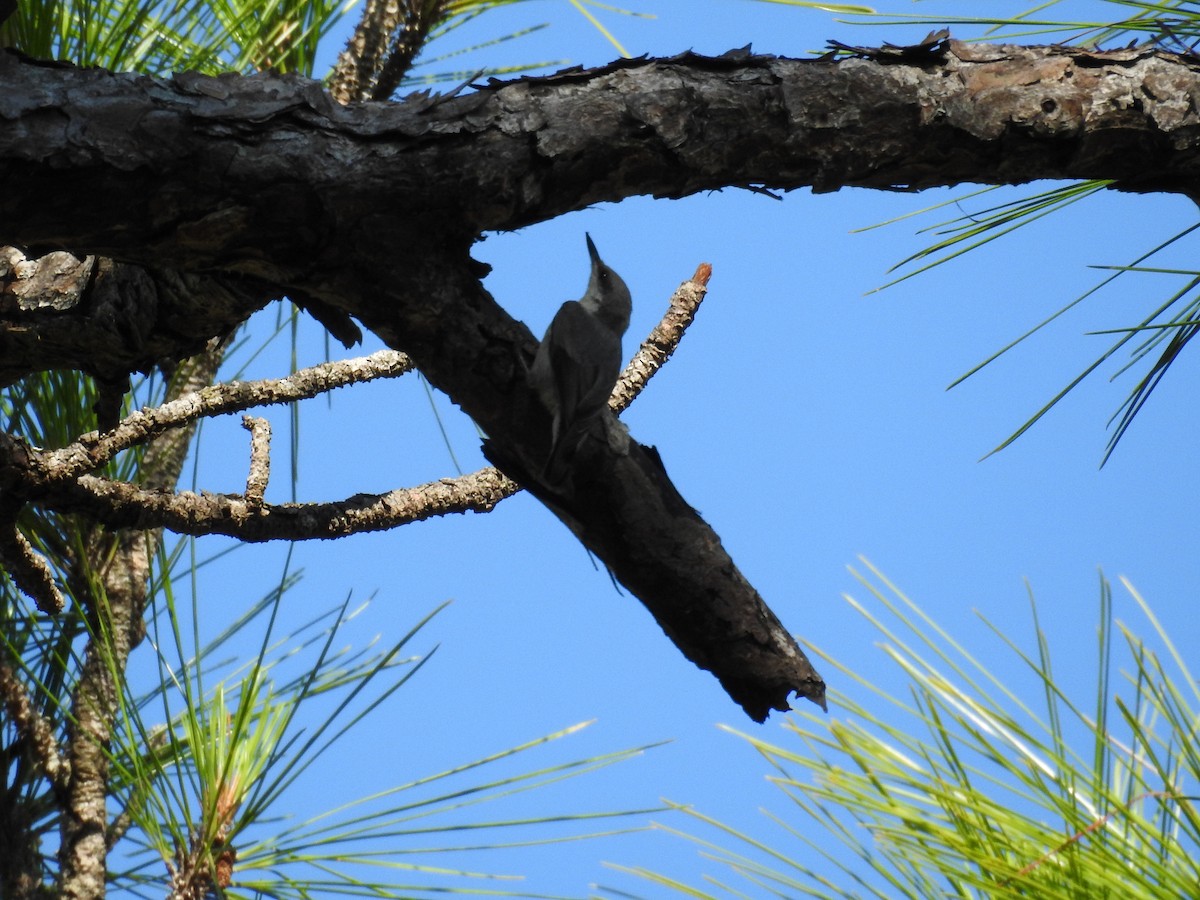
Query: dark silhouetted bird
[[529, 234, 632, 477]]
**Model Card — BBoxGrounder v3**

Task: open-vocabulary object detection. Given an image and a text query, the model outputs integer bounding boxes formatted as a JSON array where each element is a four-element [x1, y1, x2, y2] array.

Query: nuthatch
[[529, 234, 632, 474]]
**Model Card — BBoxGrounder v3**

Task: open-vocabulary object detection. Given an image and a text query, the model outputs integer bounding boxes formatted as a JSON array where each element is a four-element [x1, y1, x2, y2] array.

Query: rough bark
[[6, 38, 1200, 719], [0, 248, 277, 388], [4, 40, 1199, 276]]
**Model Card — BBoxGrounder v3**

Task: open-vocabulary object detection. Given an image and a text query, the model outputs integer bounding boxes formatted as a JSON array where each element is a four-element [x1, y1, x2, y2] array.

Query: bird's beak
[[585, 233, 600, 264]]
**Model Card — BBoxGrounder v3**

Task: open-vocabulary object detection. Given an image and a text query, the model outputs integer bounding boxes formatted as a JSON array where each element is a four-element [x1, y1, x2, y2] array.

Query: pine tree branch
[[10, 41, 1195, 716]]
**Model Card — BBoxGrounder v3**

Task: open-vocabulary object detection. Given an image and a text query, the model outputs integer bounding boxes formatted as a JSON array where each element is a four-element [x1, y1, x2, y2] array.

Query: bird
[[528, 234, 632, 479]]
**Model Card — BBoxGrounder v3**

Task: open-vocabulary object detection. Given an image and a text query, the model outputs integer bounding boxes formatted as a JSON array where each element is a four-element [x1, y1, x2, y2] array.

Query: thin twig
[[38, 350, 414, 483], [612, 262, 712, 413], [1011, 790, 1193, 881], [241, 416, 271, 507]]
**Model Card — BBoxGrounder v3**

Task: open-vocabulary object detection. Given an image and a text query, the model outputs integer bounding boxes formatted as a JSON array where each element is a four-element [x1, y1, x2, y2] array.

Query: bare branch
[[0, 657, 68, 790], [613, 263, 712, 414], [0, 251, 278, 390], [64, 466, 515, 540], [241, 416, 271, 507], [0, 520, 65, 614], [38, 350, 414, 483]]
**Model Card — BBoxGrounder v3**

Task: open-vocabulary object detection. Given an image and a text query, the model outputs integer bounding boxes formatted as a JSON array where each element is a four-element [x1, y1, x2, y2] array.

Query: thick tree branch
[[4, 41, 1200, 279], [0, 249, 277, 388], [4, 41, 1198, 388]]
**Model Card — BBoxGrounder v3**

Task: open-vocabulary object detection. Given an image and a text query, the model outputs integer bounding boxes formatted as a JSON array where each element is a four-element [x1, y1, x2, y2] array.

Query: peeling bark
[[0, 248, 276, 387]]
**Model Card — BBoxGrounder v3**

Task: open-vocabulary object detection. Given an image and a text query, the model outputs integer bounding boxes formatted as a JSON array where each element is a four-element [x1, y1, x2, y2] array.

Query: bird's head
[[582, 233, 632, 337]]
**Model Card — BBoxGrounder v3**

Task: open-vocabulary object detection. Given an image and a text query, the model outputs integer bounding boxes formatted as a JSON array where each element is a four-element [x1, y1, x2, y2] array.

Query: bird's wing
[[534, 301, 623, 441]]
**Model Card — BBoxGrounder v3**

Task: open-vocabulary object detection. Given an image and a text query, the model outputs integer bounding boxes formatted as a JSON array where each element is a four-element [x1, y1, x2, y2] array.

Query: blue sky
[[159, 2, 1200, 896]]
